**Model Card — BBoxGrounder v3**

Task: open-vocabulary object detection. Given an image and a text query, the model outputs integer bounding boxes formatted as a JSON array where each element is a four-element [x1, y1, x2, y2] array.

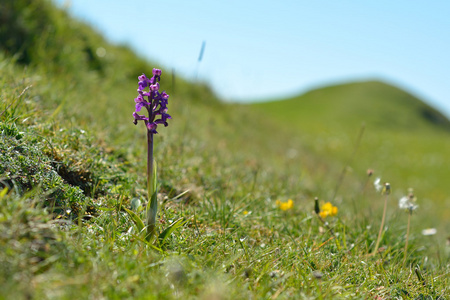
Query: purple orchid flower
[[131, 69, 171, 242], [133, 69, 171, 134]]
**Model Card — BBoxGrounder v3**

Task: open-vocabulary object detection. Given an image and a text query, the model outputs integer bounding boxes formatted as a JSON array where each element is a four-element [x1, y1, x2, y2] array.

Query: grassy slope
[[252, 81, 450, 223], [1, 1, 449, 299]]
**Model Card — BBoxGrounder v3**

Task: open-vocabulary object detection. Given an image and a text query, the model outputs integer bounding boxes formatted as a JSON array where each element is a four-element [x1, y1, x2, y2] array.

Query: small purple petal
[[161, 91, 169, 100], [135, 102, 144, 112], [138, 81, 147, 91], [153, 68, 162, 76], [138, 74, 147, 81], [161, 113, 171, 122], [155, 118, 169, 127], [133, 112, 148, 121], [150, 83, 160, 91], [160, 98, 168, 106], [135, 95, 144, 103], [147, 122, 158, 134], [159, 106, 168, 114]]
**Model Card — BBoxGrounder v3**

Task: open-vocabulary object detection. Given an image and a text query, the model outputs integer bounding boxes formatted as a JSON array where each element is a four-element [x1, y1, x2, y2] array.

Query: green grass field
[[1, 1, 448, 299]]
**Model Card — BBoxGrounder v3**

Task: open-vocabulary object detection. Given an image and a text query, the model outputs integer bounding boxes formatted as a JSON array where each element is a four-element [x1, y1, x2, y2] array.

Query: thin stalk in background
[[373, 182, 390, 256], [330, 123, 365, 202], [399, 190, 418, 266], [403, 211, 411, 266]]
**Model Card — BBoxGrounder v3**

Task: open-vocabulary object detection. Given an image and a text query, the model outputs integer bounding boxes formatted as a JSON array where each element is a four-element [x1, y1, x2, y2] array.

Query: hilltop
[[252, 80, 450, 133]]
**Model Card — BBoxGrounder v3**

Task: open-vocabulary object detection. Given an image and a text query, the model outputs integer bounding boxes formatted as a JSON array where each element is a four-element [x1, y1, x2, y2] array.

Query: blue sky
[[55, 0, 450, 117]]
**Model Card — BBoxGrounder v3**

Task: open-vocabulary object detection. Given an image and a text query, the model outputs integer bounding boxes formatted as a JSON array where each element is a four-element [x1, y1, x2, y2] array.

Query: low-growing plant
[[124, 69, 187, 248]]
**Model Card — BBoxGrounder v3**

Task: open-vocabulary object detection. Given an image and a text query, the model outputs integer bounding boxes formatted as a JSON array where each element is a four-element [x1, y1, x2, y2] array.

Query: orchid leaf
[[123, 207, 145, 233]]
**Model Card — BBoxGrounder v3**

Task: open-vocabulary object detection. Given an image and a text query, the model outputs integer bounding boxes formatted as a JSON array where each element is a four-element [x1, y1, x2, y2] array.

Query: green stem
[[373, 194, 388, 255], [147, 130, 154, 202], [146, 130, 157, 241]]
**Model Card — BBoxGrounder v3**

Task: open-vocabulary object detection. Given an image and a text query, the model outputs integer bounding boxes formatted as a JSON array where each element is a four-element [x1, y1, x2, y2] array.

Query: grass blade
[[158, 217, 189, 246]]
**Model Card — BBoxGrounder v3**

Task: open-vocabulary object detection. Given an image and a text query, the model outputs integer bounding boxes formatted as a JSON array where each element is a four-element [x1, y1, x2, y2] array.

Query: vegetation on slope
[[252, 81, 450, 222], [1, 0, 448, 298]]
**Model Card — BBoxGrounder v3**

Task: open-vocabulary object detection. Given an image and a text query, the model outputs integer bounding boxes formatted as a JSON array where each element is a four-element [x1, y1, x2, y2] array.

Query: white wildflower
[[374, 177, 382, 192], [399, 195, 418, 212], [421, 228, 437, 236]]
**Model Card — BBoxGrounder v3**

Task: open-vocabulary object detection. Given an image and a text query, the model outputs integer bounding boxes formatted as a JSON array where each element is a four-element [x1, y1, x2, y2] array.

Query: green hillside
[[1, 1, 448, 298], [255, 80, 450, 132], [252, 81, 450, 219]]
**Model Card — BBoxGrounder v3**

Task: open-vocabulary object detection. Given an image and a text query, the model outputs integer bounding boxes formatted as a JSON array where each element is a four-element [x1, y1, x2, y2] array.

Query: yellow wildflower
[[319, 202, 338, 218], [276, 199, 294, 211]]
